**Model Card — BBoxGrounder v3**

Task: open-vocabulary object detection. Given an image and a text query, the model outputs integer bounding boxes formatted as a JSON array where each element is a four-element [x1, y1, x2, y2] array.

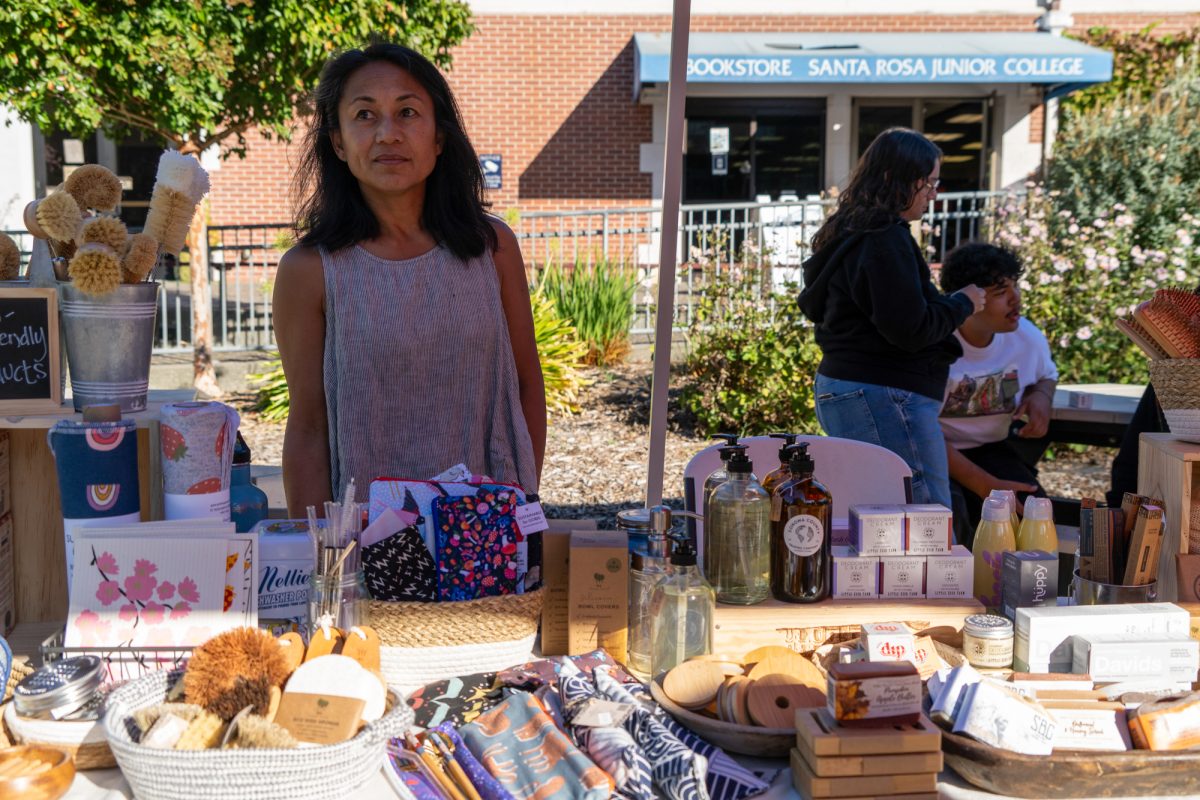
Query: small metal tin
[[14, 655, 105, 718], [963, 613, 1014, 639]]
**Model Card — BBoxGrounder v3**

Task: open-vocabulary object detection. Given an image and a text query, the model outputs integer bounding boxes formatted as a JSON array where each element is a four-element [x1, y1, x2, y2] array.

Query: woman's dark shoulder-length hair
[[810, 127, 941, 254], [294, 41, 497, 260]]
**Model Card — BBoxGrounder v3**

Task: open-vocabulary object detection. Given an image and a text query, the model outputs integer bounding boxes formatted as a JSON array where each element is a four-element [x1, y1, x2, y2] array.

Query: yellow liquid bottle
[[1017, 497, 1058, 554], [988, 489, 1020, 534], [974, 497, 1016, 610]]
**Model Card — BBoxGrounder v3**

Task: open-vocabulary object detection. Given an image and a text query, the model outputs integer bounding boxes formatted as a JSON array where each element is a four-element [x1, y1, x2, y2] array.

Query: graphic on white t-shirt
[[942, 366, 1020, 418]]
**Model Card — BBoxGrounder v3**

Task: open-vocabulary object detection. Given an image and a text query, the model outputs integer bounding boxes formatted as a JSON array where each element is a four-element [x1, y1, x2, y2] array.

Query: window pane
[[857, 105, 913, 158]]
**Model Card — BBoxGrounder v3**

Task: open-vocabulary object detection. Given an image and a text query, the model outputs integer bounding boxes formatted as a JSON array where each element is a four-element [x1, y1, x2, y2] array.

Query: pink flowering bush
[[987, 184, 1200, 383]]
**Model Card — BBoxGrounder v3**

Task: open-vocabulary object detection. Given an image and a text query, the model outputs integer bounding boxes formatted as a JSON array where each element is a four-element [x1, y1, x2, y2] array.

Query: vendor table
[[3, 389, 192, 625], [1049, 383, 1141, 447]]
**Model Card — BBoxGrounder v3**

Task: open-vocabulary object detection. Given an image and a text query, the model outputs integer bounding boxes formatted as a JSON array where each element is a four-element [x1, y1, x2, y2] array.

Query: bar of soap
[[952, 680, 1056, 755], [1129, 693, 1200, 750], [141, 712, 191, 749], [827, 661, 920, 728]]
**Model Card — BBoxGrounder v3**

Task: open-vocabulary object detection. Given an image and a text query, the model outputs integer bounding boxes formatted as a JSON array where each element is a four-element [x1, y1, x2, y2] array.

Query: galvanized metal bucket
[[60, 282, 160, 412], [1072, 569, 1158, 605]]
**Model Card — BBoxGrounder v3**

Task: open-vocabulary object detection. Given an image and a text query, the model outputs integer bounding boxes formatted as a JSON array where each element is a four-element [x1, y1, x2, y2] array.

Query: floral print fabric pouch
[[433, 487, 522, 601]]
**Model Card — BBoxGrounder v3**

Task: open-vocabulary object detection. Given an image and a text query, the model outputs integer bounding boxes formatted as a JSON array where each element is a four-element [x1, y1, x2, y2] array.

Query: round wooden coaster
[[743, 645, 795, 665], [746, 673, 825, 728], [727, 675, 753, 726], [746, 651, 825, 690], [662, 661, 726, 710]]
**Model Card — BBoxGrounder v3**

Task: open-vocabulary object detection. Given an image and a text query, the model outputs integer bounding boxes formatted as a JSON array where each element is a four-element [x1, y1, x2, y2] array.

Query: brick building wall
[[207, 11, 1200, 226]]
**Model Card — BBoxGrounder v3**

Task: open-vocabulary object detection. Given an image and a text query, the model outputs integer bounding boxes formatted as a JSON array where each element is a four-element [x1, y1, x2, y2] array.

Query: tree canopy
[[0, 0, 475, 156]]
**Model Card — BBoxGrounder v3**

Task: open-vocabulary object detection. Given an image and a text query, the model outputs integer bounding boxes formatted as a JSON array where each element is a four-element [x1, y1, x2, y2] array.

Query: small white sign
[[515, 501, 549, 534], [709, 126, 730, 155]]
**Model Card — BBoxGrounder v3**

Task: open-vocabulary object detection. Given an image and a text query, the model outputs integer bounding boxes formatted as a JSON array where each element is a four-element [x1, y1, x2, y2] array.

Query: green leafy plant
[[539, 260, 637, 367], [1064, 25, 1200, 115], [680, 260, 823, 436], [249, 356, 290, 423]]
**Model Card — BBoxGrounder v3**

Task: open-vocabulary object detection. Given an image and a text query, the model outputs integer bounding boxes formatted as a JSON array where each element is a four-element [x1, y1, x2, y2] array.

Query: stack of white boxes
[[832, 504, 973, 600]]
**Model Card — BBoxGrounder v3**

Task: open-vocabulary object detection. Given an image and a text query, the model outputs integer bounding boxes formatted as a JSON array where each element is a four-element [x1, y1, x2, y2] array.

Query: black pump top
[[784, 442, 815, 475], [769, 432, 798, 461], [669, 535, 697, 567], [233, 431, 251, 466], [725, 445, 753, 474], [713, 434, 739, 460]]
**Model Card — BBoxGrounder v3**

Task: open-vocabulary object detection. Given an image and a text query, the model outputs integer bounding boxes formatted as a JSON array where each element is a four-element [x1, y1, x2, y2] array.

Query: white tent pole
[[645, 0, 692, 507]]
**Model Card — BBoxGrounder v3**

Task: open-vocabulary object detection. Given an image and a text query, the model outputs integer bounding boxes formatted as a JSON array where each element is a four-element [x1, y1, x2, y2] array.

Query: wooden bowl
[[0, 745, 75, 800], [650, 674, 794, 758]]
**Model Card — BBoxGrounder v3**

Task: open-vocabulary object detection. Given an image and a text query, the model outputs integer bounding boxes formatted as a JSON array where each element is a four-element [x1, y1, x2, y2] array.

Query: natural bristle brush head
[[225, 713, 299, 750], [122, 232, 158, 283], [35, 192, 83, 243], [0, 233, 20, 280], [143, 184, 198, 256], [65, 164, 123, 212], [68, 242, 122, 296], [79, 215, 128, 252], [183, 628, 291, 720]]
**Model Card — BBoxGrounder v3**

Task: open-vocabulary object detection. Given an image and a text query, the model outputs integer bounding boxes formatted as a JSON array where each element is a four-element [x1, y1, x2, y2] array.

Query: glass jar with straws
[[306, 479, 368, 635]]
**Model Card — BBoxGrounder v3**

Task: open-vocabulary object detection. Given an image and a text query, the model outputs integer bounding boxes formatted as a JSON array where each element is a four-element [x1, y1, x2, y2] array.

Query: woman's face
[[900, 161, 941, 222], [329, 61, 443, 197]]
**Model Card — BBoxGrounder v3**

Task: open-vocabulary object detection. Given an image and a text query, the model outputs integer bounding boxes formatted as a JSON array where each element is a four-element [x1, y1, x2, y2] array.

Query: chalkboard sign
[[0, 287, 61, 414]]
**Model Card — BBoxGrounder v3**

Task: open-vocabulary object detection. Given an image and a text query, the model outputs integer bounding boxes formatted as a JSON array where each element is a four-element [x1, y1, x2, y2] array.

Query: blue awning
[[633, 32, 1112, 99]]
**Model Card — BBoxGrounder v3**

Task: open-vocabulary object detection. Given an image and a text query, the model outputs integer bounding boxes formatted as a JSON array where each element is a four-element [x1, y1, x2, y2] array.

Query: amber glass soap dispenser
[[770, 443, 833, 603]]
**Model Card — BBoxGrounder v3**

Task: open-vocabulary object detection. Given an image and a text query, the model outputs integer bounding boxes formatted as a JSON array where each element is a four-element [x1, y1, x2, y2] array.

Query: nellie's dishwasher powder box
[[253, 520, 317, 633]]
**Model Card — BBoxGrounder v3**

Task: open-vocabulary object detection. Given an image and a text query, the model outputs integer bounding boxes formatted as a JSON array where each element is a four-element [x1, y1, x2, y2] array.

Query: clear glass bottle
[[1017, 497, 1058, 553], [650, 537, 715, 677], [973, 497, 1016, 609], [704, 446, 770, 605], [771, 443, 833, 603], [761, 433, 798, 497], [307, 571, 369, 635], [627, 530, 671, 680], [702, 434, 741, 515]]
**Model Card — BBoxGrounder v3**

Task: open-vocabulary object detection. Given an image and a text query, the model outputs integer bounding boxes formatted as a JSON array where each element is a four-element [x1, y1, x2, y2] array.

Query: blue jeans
[[814, 374, 952, 508]]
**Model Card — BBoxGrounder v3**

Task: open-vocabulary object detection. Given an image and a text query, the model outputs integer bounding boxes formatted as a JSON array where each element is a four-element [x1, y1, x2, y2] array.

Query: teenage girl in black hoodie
[[798, 128, 986, 507]]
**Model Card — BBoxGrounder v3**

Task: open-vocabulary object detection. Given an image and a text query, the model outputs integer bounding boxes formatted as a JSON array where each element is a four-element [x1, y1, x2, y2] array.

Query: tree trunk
[[188, 199, 221, 397]]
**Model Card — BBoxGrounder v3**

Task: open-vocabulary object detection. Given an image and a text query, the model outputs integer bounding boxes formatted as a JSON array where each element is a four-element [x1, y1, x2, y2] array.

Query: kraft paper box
[[849, 505, 905, 556], [831, 546, 878, 599], [1015, 603, 1190, 673], [904, 504, 953, 554], [926, 545, 973, 599], [568, 530, 628, 663], [540, 530, 571, 656]]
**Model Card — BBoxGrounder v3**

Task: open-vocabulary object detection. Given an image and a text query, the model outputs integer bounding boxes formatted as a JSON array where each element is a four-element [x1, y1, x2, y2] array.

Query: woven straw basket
[[4, 703, 115, 769], [104, 668, 413, 800], [369, 589, 542, 693], [1150, 359, 1200, 442]]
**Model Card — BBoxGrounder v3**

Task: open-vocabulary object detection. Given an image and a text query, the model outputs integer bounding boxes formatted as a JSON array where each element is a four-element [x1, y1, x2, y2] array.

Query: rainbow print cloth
[[49, 419, 141, 584]]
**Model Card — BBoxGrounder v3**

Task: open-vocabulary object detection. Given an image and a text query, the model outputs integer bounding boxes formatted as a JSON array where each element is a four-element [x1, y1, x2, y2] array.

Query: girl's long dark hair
[[294, 42, 496, 259], [810, 128, 941, 254]]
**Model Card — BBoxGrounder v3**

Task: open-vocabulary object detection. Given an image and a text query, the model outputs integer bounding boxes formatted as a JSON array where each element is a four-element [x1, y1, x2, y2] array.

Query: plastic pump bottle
[[650, 535, 715, 677], [1017, 497, 1058, 554], [973, 497, 1016, 609], [704, 446, 770, 605]]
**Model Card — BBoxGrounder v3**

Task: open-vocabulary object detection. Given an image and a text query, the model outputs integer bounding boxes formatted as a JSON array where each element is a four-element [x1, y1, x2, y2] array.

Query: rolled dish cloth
[[48, 419, 141, 585], [160, 401, 239, 521]]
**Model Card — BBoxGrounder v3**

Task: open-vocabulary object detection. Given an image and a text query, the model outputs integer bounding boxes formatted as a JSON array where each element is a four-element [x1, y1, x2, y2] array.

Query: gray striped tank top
[[321, 243, 538, 502]]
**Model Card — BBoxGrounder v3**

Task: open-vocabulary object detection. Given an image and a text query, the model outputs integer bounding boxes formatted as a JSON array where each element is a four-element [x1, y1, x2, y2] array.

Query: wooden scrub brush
[[224, 713, 299, 750], [34, 191, 83, 244], [79, 215, 128, 252], [122, 232, 158, 283], [183, 627, 291, 722], [0, 233, 20, 280], [68, 242, 123, 296], [65, 164, 123, 212], [143, 150, 210, 257], [1133, 297, 1200, 359]]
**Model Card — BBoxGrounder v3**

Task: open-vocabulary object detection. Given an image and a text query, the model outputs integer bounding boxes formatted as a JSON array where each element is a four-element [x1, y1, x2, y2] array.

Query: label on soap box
[[515, 502, 549, 534], [1047, 705, 1132, 751], [274, 692, 366, 745]]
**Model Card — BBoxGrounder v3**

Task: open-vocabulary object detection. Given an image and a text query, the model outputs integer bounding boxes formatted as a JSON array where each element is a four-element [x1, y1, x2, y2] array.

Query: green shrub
[[539, 260, 636, 366], [680, 264, 823, 436], [251, 289, 591, 421], [1049, 70, 1200, 251], [1064, 25, 1200, 115], [986, 184, 1200, 384]]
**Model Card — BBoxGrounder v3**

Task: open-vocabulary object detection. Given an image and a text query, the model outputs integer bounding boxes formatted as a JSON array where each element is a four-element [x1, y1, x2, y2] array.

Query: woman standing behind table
[[798, 128, 985, 507], [273, 43, 545, 514]]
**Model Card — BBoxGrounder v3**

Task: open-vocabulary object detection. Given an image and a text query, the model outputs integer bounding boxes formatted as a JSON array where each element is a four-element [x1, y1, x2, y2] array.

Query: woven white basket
[[1164, 409, 1200, 444], [380, 634, 536, 696], [104, 668, 413, 800]]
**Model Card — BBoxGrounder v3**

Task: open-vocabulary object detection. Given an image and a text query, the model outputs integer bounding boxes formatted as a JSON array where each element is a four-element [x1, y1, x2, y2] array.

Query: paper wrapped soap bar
[[951, 679, 1056, 755], [827, 661, 921, 728], [1129, 693, 1200, 750]]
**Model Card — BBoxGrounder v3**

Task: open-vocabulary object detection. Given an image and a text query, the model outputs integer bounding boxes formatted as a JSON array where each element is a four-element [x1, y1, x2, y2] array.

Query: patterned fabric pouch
[[407, 671, 501, 729], [460, 691, 614, 800], [558, 667, 654, 800], [430, 724, 517, 800], [497, 650, 639, 692], [433, 488, 522, 601]]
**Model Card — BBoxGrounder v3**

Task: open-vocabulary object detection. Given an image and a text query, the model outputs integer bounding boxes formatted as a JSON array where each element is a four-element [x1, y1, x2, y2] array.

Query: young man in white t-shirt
[[938, 243, 1059, 547]]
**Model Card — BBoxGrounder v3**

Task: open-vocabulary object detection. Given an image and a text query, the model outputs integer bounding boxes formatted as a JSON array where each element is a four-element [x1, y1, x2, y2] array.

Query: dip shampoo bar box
[[568, 530, 629, 662]]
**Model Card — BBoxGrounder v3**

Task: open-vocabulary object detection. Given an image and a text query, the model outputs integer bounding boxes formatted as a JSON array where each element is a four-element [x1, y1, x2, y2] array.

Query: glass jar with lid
[[962, 613, 1014, 669]]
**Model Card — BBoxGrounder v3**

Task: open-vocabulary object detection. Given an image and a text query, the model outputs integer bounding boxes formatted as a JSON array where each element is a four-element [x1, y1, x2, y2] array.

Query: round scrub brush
[[65, 164, 123, 212], [79, 215, 128, 252], [35, 192, 83, 243], [183, 628, 291, 722], [68, 242, 122, 296], [122, 232, 158, 283], [0, 233, 20, 280]]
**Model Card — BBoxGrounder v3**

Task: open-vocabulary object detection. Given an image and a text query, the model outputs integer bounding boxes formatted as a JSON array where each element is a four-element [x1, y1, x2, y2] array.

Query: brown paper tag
[[273, 692, 365, 744], [771, 494, 783, 522]]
